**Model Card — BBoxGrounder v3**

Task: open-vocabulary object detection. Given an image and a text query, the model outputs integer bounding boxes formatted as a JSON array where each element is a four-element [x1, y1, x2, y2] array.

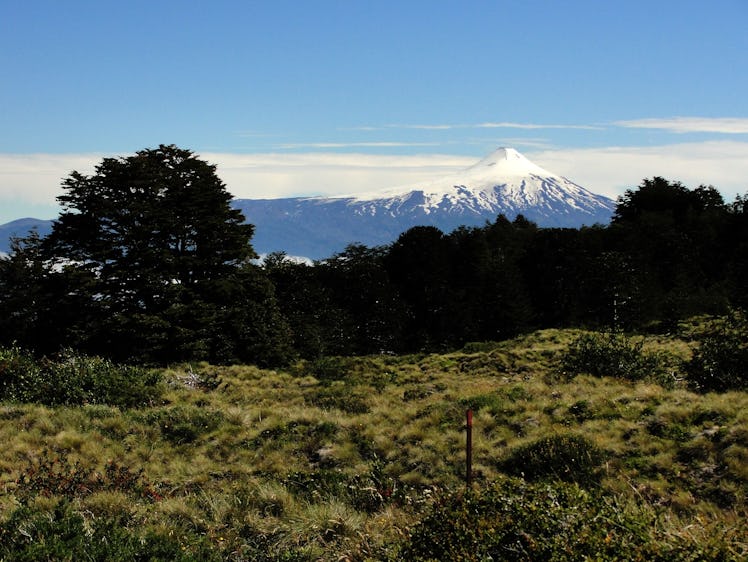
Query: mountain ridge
[[233, 147, 615, 257], [1, 148, 615, 259]]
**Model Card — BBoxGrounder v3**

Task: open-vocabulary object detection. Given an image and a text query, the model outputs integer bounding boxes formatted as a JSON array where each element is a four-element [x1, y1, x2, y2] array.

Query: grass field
[[0, 326, 745, 560]]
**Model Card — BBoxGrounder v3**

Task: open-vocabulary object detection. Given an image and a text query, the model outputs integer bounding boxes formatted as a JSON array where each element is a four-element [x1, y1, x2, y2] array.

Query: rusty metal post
[[466, 409, 473, 488]]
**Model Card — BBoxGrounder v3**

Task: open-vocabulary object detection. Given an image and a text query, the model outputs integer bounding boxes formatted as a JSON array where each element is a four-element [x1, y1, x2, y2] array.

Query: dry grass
[[1, 327, 745, 560]]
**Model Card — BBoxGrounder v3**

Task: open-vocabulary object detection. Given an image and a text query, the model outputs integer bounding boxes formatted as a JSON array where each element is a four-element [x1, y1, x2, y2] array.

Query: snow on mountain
[[351, 147, 550, 200], [339, 147, 614, 221], [233, 147, 615, 259], [1, 148, 616, 260]]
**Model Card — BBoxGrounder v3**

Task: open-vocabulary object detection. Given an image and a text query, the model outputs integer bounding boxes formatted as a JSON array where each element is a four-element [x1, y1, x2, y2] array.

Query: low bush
[[0, 346, 162, 407], [397, 478, 741, 561], [14, 451, 161, 505], [498, 433, 605, 486], [460, 392, 505, 416], [568, 399, 594, 422], [306, 356, 353, 382], [0, 500, 220, 562], [143, 405, 225, 444], [0, 345, 42, 402], [250, 419, 339, 449], [249, 419, 340, 466], [560, 331, 666, 381], [685, 310, 748, 392]]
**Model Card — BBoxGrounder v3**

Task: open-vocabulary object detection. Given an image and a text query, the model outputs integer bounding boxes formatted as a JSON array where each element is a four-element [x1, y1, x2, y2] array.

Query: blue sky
[[1, 0, 747, 223]]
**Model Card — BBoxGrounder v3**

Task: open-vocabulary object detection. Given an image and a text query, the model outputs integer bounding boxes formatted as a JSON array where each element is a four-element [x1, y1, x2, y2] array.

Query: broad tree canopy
[[48, 144, 255, 298], [12, 145, 290, 365]]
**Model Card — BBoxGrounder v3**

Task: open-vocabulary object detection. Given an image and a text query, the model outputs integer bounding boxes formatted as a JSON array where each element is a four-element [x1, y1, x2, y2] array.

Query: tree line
[[268, 178, 747, 358], [1, 145, 746, 366]]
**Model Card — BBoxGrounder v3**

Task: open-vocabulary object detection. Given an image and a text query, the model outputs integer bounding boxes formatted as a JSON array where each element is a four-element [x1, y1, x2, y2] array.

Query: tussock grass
[[0, 327, 746, 560]]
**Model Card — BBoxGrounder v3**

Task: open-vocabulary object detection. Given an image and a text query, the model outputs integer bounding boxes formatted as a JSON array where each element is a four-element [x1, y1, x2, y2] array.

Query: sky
[[1, 0, 747, 224]]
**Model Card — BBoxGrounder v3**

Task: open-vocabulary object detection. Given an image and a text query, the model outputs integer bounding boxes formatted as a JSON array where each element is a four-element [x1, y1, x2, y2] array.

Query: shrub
[[0, 500, 220, 561], [249, 419, 340, 466], [568, 399, 594, 422], [498, 433, 605, 486], [307, 356, 353, 382], [48, 350, 162, 407], [250, 419, 339, 448], [685, 310, 748, 392], [460, 392, 505, 416], [15, 452, 94, 504], [560, 331, 666, 381], [0, 345, 43, 402], [397, 478, 741, 561], [143, 405, 225, 444], [645, 416, 691, 442], [14, 451, 161, 505], [0, 346, 162, 407]]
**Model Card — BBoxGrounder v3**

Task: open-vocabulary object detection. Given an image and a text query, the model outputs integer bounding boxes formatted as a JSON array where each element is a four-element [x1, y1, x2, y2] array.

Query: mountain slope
[[234, 148, 615, 258], [0, 218, 54, 255], [1, 148, 615, 259], [350, 147, 612, 220]]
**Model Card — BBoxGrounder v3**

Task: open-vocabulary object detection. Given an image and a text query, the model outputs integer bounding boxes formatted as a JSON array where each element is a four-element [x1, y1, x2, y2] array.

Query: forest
[[0, 145, 746, 366]]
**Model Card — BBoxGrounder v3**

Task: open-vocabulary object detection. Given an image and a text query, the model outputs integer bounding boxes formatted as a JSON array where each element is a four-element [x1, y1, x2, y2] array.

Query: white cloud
[[202, 152, 474, 199], [0, 151, 474, 218], [347, 122, 602, 131], [614, 117, 748, 134], [271, 141, 442, 149], [396, 124, 456, 130], [2, 142, 747, 224], [208, 142, 748, 203], [0, 153, 101, 205], [528, 141, 748, 201], [475, 122, 603, 131]]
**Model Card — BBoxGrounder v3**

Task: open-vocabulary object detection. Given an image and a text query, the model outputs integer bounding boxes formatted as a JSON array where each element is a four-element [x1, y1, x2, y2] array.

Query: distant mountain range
[[0, 218, 54, 256], [1, 148, 615, 260]]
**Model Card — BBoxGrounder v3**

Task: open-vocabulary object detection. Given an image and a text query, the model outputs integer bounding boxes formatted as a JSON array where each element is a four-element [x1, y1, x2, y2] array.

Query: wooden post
[[466, 409, 473, 488]]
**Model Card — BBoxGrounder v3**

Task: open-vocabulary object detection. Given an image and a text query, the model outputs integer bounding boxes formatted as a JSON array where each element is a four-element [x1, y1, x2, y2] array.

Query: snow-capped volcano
[[230, 147, 615, 258], [354, 147, 552, 201], [345, 147, 614, 221]]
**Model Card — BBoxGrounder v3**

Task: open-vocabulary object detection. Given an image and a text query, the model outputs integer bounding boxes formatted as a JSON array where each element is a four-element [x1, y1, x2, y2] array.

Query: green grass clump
[[0, 326, 745, 560]]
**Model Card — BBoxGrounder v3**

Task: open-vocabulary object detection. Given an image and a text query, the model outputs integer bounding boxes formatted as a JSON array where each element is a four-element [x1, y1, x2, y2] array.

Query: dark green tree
[[384, 226, 453, 350], [610, 177, 731, 325], [319, 244, 405, 355], [447, 216, 534, 343], [726, 193, 748, 309], [25, 145, 290, 365], [263, 252, 348, 358], [0, 233, 56, 350], [479, 215, 535, 336]]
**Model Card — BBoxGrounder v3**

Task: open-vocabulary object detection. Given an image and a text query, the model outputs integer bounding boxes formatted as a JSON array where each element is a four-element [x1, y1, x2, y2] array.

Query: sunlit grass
[[0, 326, 745, 559]]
